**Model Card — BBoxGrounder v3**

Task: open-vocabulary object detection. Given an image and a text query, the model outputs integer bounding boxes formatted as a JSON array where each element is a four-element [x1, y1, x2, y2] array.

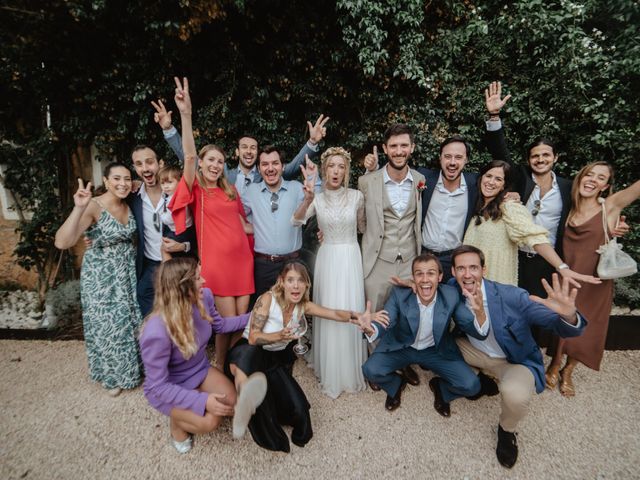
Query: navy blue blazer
[[128, 192, 146, 279], [416, 167, 479, 235], [452, 279, 586, 393], [373, 284, 487, 360], [484, 126, 572, 255]]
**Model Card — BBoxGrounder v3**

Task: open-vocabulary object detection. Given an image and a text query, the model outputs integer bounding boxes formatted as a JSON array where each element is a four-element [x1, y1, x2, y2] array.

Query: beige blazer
[[358, 168, 425, 277]]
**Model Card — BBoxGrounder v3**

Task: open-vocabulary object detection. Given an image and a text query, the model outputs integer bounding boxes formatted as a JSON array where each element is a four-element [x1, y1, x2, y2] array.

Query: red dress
[[170, 178, 254, 296]]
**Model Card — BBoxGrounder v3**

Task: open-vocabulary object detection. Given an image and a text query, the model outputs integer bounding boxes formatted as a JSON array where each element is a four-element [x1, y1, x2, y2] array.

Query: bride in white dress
[[293, 147, 367, 398]]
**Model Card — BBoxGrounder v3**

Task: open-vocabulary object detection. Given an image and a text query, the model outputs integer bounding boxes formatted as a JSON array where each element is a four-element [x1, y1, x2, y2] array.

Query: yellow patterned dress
[[81, 204, 143, 389], [463, 201, 550, 286]]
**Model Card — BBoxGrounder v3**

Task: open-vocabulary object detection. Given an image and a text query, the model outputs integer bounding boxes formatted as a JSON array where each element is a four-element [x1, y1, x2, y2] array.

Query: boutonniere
[[416, 181, 426, 192]]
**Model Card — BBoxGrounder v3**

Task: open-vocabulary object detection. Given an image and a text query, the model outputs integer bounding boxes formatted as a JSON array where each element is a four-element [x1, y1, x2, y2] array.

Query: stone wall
[[0, 216, 37, 289]]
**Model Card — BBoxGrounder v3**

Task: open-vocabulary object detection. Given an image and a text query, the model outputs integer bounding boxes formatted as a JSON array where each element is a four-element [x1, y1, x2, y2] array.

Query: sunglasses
[[270, 192, 279, 212], [244, 177, 252, 187], [153, 212, 161, 232], [531, 199, 541, 217]]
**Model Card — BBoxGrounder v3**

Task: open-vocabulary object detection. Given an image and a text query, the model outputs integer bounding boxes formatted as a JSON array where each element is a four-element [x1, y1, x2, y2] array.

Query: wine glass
[[291, 315, 309, 355]]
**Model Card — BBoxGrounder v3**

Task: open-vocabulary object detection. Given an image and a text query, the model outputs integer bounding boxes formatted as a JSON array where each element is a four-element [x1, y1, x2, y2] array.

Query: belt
[[255, 250, 301, 263], [423, 248, 454, 257]]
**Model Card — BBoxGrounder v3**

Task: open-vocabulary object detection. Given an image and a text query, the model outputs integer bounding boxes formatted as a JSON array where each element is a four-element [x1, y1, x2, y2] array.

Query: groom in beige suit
[[358, 123, 425, 387]]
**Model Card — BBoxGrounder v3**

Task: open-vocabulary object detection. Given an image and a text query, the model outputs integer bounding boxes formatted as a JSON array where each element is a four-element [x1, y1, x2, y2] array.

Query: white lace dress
[[294, 187, 367, 398]]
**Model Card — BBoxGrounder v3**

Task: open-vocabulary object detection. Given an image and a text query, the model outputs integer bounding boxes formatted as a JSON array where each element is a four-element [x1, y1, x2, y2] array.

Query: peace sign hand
[[151, 99, 173, 130], [307, 114, 330, 145], [73, 178, 93, 209], [484, 81, 512, 115], [300, 159, 316, 202], [174, 77, 192, 116], [364, 145, 379, 172]]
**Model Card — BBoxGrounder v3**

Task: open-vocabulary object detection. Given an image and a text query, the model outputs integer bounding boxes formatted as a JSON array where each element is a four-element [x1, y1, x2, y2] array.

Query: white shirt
[[366, 294, 437, 349], [412, 294, 437, 350], [159, 193, 193, 233], [383, 167, 413, 216], [468, 281, 508, 358], [468, 280, 583, 358], [520, 172, 563, 253], [422, 172, 468, 251], [139, 184, 163, 261]]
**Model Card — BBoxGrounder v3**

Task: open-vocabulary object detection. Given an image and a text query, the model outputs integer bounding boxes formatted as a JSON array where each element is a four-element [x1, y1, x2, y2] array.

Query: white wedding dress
[[295, 187, 367, 398]]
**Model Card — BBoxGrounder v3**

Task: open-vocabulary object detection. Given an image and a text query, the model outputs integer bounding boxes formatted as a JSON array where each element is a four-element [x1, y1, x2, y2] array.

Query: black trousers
[[227, 339, 312, 452], [518, 251, 556, 348]]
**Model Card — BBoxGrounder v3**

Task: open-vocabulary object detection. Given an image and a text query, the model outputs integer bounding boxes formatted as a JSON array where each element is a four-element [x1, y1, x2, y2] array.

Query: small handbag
[[596, 198, 637, 279]]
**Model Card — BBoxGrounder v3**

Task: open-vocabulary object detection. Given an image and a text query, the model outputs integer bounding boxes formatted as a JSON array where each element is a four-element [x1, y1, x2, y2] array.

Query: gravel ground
[[1, 340, 639, 480]]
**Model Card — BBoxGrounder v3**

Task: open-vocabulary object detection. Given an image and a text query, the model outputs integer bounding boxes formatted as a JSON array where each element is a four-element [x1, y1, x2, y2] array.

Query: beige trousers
[[456, 338, 536, 432], [364, 256, 414, 312]]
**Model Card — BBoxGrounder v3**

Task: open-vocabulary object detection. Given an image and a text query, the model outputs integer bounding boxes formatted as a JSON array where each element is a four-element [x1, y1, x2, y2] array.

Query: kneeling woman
[[139, 258, 267, 453], [226, 261, 384, 452]]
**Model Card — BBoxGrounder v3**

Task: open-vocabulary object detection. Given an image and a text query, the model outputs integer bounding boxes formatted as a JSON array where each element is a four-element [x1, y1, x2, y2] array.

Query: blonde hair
[[198, 144, 236, 200], [270, 262, 311, 314], [567, 161, 615, 224], [144, 257, 211, 359], [320, 147, 351, 189]]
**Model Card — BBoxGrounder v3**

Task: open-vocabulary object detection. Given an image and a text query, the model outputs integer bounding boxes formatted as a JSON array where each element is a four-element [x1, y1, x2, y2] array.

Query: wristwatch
[[183, 242, 191, 253], [557, 263, 569, 270]]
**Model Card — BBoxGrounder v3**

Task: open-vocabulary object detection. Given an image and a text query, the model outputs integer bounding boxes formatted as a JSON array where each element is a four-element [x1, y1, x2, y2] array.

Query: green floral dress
[[81, 202, 142, 389]]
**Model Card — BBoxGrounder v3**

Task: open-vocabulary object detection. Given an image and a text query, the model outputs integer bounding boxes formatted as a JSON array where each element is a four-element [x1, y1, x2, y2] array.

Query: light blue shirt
[[242, 180, 304, 255]]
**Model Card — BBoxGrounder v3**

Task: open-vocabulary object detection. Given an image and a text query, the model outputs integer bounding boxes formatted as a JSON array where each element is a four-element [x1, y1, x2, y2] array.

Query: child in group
[[158, 165, 197, 260]]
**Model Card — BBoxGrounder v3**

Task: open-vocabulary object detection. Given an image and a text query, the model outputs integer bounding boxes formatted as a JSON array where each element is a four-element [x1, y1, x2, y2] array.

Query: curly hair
[[320, 147, 351, 189]]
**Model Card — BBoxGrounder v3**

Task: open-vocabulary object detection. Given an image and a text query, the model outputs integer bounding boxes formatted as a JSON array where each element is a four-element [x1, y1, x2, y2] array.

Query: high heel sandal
[[559, 368, 575, 397], [545, 365, 560, 390]]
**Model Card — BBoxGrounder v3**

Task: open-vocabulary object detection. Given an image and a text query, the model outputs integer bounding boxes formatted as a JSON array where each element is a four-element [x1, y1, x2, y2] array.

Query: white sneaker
[[232, 372, 268, 439], [170, 434, 193, 454]]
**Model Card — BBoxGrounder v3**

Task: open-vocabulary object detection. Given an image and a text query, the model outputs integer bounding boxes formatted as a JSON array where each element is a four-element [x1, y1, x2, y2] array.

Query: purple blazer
[[139, 288, 249, 416]]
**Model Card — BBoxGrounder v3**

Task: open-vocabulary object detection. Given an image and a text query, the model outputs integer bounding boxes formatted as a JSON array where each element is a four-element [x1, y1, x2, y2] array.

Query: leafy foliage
[[1, 0, 638, 295]]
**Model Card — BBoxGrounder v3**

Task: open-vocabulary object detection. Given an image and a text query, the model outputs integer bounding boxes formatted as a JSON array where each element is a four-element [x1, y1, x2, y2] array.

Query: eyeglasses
[[244, 176, 252, 187], [531, 200, 541, 217], [152, 212, 161, 232], [270, 192, 279, 212]]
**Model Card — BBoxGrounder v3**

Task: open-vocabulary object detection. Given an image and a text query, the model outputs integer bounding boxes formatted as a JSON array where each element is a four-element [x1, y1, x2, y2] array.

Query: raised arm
[[282, 114, 329, 180], [606, 180, 640, 221], [174, 77, 197, 189], [152, 99, 185, 163], [292, 162, 316, 224], [54, 179, 98, 249]]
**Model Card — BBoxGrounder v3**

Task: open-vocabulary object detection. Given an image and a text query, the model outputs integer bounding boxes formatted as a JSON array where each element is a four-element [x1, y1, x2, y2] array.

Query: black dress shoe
[[428, 377, 450, 417], [496, 425, 518, 468], [467, 372, 500, 400], [384, 379, 407, 411], [368, 380, 381, 391], [398, 365, 420, 386]]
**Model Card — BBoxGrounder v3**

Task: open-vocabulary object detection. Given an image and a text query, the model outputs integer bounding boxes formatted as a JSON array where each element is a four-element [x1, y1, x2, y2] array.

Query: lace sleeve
[[291, 197, 316, 226]]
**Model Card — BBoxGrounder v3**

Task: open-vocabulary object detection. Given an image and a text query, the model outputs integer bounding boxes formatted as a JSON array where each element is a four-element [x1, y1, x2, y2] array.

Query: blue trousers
[[362, 345, 480, 402]]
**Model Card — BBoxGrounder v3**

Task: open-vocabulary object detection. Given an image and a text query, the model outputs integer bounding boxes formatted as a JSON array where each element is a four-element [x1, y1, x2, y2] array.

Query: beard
[[387, 154, 410, 171]]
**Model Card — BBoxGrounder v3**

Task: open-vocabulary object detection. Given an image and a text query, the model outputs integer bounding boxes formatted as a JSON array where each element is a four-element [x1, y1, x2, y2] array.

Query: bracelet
[[556, 263, 569, 271]]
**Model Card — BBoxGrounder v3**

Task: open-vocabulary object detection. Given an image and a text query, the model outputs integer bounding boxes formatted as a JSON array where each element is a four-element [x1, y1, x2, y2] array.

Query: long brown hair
[[198, 144, 236, 200], [567, 161, 615, 224], [270, 262, 311, 314], [143, 257, 211, 359], [473, 160, 512, 225]]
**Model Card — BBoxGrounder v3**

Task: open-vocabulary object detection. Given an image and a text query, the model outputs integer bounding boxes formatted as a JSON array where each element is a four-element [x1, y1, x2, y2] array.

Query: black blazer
[[416, 167, 479, 234], [484, 126, 572, 256]]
